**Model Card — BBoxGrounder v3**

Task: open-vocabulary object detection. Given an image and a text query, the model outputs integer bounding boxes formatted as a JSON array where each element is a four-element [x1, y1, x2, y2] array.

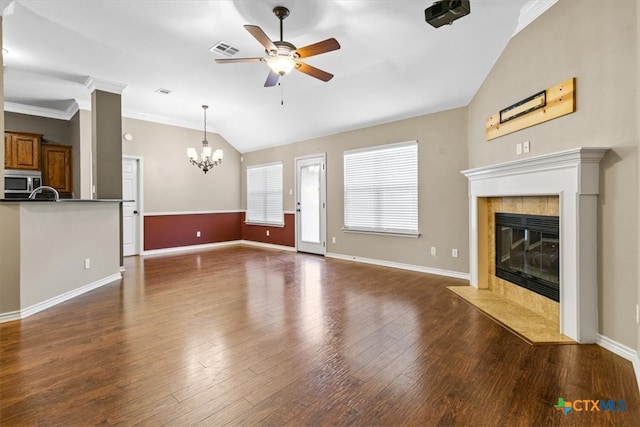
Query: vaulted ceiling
[[2, 0, 553, 153]]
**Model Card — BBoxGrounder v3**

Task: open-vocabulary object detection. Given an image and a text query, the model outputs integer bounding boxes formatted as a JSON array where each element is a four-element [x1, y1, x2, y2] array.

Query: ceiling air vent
[[210, 41, 239, 58], [155, 88, 172, 95]]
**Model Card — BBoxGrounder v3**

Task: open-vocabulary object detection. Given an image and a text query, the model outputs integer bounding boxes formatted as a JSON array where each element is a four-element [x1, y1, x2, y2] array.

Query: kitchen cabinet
[[4, 131, 41, 170], [41, 143, 73, 196]]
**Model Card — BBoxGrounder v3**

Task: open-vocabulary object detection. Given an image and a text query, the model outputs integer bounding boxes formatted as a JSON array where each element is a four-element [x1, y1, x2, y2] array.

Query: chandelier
[[187, 105, 223, 174]]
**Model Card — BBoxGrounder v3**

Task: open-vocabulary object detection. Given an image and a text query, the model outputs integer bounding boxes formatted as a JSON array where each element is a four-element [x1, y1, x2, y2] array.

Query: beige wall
[[468, 0, 638, 348], [78, 109, 92, 199], [242, 107, 469, 273], [18, 202, 120, 308], [92, 90, 122, 200], [5, 111, 72, 145], [69, 111, 82, 199], [637, 0, 640, 361], [121, 117, 241, 213], [0, 202, 120, 315], [0, 204, 20, 314]]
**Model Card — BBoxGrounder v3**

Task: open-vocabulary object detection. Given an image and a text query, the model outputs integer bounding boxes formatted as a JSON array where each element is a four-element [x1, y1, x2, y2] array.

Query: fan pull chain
[[280, 82, 284, 106]]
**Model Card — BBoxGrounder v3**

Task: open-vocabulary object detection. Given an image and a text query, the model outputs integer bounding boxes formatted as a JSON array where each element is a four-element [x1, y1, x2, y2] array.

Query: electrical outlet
[[266, 230, 270, 237], [516, 143, 522, 155], [430, 246, 437, 256], [196, 231, 201, 238], [289, 189, 293, 196], [84, 258, 91, 269], [523, 140, 530, 153], [332, 236, 336, 244], [451, 249, 458, 258]]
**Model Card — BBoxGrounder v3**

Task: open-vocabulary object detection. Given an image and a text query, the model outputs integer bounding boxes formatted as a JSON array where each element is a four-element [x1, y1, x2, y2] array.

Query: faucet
[[29, 186, 60, 200]]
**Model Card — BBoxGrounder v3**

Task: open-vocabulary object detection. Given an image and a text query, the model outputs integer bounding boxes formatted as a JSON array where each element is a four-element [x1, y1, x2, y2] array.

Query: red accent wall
[[144, 212, 242, 251], [241, 213, 295, 247]]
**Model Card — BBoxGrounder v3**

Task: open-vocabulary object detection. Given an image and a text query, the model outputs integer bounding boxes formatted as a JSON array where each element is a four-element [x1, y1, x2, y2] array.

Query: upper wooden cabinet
[[4, 131, 41, 170], [41, 143, 73, 195]]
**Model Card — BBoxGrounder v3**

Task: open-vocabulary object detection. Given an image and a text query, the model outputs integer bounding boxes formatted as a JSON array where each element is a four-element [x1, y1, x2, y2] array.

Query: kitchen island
[[0, 199, 122, 322]]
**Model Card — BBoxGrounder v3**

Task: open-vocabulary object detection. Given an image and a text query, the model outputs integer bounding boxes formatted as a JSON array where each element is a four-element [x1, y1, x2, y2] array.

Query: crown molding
[[512, 0, 558, 37], [0, 0, 15, 17], [4, 100, 79, 121], [3, 100, 218, 137], [84, 77, 127, 95], [122, 109, 218, 134]]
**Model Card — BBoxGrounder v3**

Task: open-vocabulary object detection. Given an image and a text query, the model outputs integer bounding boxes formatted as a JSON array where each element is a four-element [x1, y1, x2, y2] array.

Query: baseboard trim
[[0, 310, 21, 323], [143, 241, 239, 256], [143, 240, 297, 256], [0, 273, 122, 324], [596, 334, 640, 392], [144, 244, 467, 277], [238, 240, 297, 252], [635, 353, 640, 393], [325, 252, 470, 281]]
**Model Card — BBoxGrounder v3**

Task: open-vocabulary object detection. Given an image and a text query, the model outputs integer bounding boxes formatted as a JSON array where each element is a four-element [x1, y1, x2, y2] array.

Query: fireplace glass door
[[498, 228, 559, 284], [495, 214, 560, 302]]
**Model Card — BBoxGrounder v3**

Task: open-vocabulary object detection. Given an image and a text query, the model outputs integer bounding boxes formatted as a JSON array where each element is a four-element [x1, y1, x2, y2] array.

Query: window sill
[[245, 221, 285, 228], [341, 228, 420, 238]]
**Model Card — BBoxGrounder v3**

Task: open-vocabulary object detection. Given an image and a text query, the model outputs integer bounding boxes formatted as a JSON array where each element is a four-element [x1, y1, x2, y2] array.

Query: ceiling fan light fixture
[[215, 5, 340, 86], [267, 55, 296, 76]]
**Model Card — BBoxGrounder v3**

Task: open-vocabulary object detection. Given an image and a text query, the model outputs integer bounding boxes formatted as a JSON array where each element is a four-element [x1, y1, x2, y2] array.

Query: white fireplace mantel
[[461, 147, 609, 343]]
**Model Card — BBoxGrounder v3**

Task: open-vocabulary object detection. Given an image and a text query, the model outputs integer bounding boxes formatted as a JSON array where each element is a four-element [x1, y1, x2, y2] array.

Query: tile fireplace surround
[[462, 147, 609, 343]]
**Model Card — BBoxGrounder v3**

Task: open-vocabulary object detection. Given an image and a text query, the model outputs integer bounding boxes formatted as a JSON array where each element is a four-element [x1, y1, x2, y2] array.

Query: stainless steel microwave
[[4, 169, 42, 196]]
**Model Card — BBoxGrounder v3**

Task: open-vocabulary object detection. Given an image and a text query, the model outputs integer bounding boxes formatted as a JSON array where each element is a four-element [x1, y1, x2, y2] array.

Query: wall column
[[91, 87, 123, 199], [89, 79, 126, 265]]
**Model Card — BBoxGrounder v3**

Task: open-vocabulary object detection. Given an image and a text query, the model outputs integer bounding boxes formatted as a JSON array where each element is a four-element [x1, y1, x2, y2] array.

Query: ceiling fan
[[215, 6, 341, 87]]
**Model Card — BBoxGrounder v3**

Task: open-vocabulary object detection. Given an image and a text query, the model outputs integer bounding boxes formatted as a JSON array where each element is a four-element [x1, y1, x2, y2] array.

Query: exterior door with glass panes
[[295, 155, 326, 255]]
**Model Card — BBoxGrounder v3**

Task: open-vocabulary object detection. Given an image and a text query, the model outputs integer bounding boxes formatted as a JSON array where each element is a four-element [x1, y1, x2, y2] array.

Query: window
[[343, 141, 418, 236], [246, 162, 284, 225]]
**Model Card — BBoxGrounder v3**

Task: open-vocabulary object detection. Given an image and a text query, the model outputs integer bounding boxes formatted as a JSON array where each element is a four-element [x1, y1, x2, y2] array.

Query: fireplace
[[462, 147, 609, 343], [495, 213, 559, 302]]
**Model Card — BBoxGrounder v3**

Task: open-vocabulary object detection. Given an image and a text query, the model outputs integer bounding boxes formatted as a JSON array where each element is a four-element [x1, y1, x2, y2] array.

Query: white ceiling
[[1, 0, 552, 153]]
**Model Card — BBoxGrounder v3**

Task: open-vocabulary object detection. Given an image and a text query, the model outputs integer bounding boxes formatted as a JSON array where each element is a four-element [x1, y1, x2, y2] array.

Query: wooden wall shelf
[[485, 78, 575, 141]]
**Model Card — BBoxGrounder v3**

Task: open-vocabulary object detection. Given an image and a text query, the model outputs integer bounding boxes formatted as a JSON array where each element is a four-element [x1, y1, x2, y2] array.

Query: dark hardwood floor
[[1, 245, 638, 426]]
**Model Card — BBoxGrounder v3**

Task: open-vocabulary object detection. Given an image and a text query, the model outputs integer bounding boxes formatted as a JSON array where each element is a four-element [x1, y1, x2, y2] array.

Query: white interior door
[[122, 157, 140, 256], [296, 155, 326, 255]]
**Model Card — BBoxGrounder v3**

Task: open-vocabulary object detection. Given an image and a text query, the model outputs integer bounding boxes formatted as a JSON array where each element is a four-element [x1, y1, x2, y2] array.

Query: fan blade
[[244, 25, 277, 52], [294, 38, 340, 59], [215, 57, 264, 64], [264, 70, 280, 87], [295, 62, 334, 82]]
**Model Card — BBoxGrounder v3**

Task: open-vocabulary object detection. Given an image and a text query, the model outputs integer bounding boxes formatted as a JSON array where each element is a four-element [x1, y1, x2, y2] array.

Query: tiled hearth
[[447, 285, 573, 344], [460, 148, 609, 343], [449, 195, 573, 344]]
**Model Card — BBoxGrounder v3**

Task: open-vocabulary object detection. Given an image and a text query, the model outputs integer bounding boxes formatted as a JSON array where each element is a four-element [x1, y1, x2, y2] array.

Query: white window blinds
[[246, 162, 284, 225], [344, 141, 418, 236]]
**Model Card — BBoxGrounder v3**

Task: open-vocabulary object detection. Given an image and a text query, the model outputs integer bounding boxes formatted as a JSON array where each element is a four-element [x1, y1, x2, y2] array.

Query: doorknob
[[133, 210, 139, 214]]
